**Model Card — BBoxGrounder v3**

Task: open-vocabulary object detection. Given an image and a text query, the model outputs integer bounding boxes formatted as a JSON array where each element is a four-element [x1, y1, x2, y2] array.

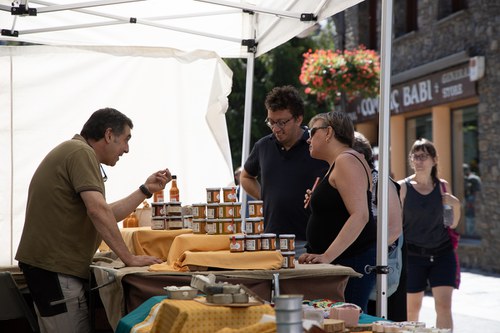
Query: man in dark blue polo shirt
[[241, 86, 328, 255]]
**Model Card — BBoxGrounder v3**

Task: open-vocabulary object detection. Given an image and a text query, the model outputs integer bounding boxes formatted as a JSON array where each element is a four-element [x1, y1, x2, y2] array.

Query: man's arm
[[81, 190, 162, 267], [110, 170, 170, 221], [240, 168, 261, 200]]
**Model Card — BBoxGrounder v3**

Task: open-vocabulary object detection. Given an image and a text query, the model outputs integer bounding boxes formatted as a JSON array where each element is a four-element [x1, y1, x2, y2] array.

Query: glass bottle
[[169, 175, 179, 202], [124, 211, 138, 228], [153, 189, 164, 202]]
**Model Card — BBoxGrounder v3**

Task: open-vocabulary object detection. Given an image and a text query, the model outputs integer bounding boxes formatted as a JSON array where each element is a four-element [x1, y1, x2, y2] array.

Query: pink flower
[[300, 46, 380, 104]]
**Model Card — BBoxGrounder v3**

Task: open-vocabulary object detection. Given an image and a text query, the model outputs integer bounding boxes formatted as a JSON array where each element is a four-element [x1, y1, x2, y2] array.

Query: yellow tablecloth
[[166, 234, 231, 264], [135, 299, 274, 333], [104, 227, 192, 261], [150, 250, 284, 272]]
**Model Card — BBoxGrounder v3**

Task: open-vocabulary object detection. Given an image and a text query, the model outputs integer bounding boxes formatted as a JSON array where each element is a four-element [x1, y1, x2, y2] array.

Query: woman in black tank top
[[298, 111, 377, 313], [398, 138, 461, 330]]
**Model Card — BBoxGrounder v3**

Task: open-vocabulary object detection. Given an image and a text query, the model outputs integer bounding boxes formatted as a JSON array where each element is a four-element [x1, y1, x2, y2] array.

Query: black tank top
[[403, 179, 450, 248], [306, 152, 376, 261]]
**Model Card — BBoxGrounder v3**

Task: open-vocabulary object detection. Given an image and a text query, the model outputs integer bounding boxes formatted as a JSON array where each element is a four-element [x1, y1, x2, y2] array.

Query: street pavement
[[419, 269, 500, 332]]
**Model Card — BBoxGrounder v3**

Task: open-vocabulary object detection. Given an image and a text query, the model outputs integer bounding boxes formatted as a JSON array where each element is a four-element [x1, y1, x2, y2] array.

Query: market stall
[[1, 0, 397, 319], [92, 255, 360, 330]]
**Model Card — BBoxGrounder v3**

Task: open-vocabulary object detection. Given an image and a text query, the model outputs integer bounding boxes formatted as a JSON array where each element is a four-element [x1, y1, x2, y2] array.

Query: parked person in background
[[463, 163, 481, 236], [398, 138, 461, 330], [298, 111, 376, 312], [240, 85, 328, 256], [353, 132, 407, 321], [353, 132, 402, 244], [16, 108, 165, 333]]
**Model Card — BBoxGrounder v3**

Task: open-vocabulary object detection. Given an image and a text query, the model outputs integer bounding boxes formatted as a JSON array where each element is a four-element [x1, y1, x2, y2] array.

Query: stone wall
[[338, 0, 500, 273]]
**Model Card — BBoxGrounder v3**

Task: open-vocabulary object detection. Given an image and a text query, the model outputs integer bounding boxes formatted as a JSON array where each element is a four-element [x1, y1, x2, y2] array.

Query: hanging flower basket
[[299, 46, 380, 104]]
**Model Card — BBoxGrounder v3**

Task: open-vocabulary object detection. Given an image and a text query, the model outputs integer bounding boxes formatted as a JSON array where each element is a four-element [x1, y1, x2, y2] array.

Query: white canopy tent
[[0, 44, 234, 263], [0, 0, 394, 317], [0, 0, 361, 58]]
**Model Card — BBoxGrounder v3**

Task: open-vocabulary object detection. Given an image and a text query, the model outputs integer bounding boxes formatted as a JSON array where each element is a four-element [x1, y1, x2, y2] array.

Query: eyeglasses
[[411, 153, 430, 162], [265, 117, 293, 129], [308, 126, 329, 138], [100, 164, 108, 182]]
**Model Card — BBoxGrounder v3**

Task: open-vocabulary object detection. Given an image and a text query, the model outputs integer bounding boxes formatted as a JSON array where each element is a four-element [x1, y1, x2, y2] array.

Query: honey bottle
[[153, 189, 164, 202], [169, 175, 179, 202]]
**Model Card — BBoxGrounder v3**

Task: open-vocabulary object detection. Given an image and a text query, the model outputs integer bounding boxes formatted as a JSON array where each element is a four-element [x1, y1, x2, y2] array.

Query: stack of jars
[[150, 201, 183, 230], [191, 187, 243, 235], [278, 234, 296, 269], [239, 200, 267, 252], [227, 200, 296, 269]]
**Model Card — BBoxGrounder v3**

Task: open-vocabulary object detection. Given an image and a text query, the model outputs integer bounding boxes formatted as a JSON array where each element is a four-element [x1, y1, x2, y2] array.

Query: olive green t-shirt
[[16, 134, 105, 279]]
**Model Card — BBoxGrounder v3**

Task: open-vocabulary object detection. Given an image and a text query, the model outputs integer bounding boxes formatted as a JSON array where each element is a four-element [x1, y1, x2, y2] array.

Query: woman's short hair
[[308, 111, 354, 147], [353, 132, 374, 169]]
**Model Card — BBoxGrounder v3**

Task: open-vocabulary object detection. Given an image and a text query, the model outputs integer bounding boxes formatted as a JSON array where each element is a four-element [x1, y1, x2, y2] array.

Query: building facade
[[334, 0, 500, 272]]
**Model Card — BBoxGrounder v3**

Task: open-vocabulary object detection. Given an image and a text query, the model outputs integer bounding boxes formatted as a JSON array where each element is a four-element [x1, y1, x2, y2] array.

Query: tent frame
[[1, 0, 319, 40]]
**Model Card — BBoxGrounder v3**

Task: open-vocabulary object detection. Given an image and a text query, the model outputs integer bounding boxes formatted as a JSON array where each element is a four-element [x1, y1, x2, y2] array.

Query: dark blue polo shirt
[[244, 127, 328, 241]]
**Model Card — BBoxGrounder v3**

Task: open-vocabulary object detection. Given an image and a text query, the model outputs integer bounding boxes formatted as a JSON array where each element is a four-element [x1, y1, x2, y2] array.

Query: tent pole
[[196, 0, 303, 20], [239, 51, 255, 225], [376, 0, 394, 319]]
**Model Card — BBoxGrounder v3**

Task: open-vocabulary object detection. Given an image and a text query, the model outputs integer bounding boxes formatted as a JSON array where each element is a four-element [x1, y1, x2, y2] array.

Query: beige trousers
[[34, 273, 91, 333]]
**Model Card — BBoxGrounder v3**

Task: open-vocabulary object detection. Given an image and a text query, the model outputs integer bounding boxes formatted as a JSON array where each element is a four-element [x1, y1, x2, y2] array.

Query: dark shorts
[[406, 250, 457, 293]]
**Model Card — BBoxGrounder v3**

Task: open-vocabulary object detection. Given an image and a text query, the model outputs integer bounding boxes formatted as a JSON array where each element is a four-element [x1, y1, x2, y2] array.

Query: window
[[452, 105, 480, 238], [438, 0, 467, 20], [394, 0, 418, 38], [358, 0, 379, 50]]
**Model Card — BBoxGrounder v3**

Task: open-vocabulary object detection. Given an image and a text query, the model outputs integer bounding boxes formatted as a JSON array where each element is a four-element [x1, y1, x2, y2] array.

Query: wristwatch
[[139, 184, 153, 198]]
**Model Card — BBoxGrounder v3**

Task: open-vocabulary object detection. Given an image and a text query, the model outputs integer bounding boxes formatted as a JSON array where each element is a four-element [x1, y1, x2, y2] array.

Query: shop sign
[[346, 62, 477, 123]]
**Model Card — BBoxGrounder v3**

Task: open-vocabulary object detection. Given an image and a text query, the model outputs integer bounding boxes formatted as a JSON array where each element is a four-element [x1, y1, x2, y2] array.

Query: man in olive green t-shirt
[[16, 108, 169, 333]]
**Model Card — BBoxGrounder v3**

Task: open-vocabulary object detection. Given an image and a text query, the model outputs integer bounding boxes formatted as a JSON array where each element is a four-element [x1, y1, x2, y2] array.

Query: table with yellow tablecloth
[[99, 227, 193, 261], [121, 227, 193, 260], [108, 230, 283, 272], [139, 299, 274, 333], [94, 229, 361, 330], [92, 254, 360, 330]]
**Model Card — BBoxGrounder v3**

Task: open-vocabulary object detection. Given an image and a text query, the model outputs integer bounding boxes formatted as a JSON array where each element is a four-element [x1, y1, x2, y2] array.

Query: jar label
[[246, 239, 256, 251], [206, 223, 217, 234]]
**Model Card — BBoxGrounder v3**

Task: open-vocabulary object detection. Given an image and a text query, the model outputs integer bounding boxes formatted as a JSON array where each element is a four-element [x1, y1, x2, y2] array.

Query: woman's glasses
[[308, 126, 329, 138], [411, 153, 430, 162]]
